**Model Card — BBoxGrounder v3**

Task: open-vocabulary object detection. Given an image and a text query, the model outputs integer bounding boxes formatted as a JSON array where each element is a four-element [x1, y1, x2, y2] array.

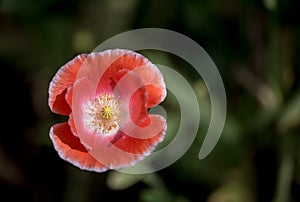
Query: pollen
[[84, 94, 121, 135]]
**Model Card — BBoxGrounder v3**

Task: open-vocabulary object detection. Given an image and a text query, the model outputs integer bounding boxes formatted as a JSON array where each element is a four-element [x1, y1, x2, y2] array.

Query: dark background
[[1, 0, 300, 201]]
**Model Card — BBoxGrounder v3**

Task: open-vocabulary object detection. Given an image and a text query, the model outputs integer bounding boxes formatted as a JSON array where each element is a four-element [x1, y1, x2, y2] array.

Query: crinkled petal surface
[[89, 115, 166, 169], [50, 122, 108, 172], [48, 54, 87, 115], [90, 49, 166, 108]]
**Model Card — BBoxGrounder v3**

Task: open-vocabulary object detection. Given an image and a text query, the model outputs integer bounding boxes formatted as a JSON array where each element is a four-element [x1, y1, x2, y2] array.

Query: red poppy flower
[[48, 49, 167, 172]]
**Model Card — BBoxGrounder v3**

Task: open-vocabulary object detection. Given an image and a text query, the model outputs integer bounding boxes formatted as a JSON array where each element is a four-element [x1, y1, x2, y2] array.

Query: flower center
[[84, 94, 121, 135], [101, 106, 113, 119]]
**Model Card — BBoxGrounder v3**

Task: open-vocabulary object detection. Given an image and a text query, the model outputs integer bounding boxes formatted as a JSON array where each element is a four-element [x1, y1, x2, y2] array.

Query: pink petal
[[72, 77, 96, 149], [75, 51, 125, 96], [113, 69, 164, 139], [49, 122, 108, 172], [112, 69, 148, 123], [114, 114, 167, 153], [89, 114, 167, 169], [131, 64, 166, 108], [84, 49, 166, 108], [68, 113, 77, 136], [65, 86, 73, 107], [48, 54, 87, 115]]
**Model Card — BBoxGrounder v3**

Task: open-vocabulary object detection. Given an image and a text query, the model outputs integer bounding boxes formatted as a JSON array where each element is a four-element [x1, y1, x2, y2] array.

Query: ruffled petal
[[88, 114, 167, 169], [87, 49, 166, 108], [112, 69, 148, 124], [113, 69, 164, 139], [65, 86, 73, 107], [131, 64, 166, 108], [72, 77, 96, 149], [114, 114, 167, 153], [75, 51, 123, 96], [48, 54, 87, 115], [49, 122, 108, 172]]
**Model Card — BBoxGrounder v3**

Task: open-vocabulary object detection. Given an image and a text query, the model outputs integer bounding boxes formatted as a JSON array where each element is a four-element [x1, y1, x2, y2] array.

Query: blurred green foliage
[[1, 0, 300, 201]]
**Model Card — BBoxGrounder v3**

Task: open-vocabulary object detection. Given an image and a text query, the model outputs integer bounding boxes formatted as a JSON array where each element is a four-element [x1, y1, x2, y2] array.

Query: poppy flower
[[48, 49, 167, 172]]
